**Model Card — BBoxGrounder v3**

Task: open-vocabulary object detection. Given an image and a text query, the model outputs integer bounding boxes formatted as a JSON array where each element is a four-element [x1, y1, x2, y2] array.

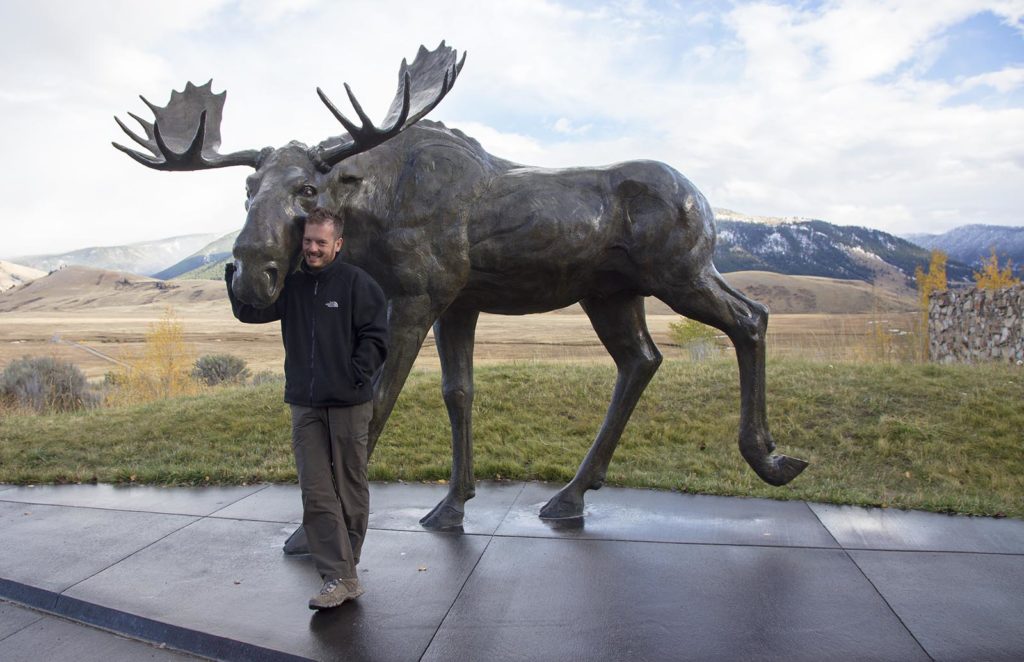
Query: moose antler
[[312, 41, 466, 171], [112, 80, 267, 171]]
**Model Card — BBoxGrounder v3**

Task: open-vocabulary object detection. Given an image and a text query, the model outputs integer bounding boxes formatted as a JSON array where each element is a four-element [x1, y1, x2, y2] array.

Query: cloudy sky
[[1, 0, 1022, 257]]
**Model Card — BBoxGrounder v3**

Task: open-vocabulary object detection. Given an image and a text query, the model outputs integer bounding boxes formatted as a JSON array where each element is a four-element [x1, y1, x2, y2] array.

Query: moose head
[[113, 42, 464, 308]]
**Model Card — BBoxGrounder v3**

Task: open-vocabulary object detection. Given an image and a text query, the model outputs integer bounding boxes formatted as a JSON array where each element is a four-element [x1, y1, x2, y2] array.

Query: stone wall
[[928, 284, 1024, 364]]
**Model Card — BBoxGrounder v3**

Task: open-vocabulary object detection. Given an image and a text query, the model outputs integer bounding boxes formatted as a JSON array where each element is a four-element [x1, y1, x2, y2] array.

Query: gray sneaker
[[308, 577, 364, 610]]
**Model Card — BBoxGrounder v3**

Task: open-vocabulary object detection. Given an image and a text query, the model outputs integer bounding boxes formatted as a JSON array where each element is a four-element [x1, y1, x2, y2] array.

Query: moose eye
[[299, 185, 317, 197]]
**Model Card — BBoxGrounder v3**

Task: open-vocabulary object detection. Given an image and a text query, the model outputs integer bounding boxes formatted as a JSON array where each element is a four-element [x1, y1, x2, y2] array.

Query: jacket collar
[[300, 255, 343, 279]]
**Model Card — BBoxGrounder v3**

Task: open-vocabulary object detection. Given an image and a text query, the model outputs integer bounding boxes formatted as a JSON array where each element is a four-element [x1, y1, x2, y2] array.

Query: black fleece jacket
[[226, 258, 388, 408]]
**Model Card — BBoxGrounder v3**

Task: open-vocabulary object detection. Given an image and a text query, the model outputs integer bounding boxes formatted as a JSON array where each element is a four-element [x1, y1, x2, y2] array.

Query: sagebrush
[[192, 354, 251, 386], [0, 356, 94, 413]]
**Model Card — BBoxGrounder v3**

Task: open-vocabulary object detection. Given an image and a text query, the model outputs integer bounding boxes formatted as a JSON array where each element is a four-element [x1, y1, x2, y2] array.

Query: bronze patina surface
[[114, 41, 806, 532]]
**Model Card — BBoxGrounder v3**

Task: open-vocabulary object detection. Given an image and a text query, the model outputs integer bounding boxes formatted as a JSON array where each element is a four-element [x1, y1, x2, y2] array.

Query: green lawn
[[1, 359, 1021, 518]]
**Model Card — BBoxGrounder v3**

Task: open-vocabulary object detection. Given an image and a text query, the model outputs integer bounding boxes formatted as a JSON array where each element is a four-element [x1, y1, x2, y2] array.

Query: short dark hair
[[305, 207, 344, 239]]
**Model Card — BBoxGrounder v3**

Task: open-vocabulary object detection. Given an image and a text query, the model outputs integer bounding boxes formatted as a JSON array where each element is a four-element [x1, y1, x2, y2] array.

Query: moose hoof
[[539, 490, 584, 520], [759, 454, 809, 486], [420, 503, 465, 530]]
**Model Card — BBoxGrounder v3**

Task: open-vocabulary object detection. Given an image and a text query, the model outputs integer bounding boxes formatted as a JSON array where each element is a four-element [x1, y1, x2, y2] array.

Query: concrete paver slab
[[0, 484, 264, 517], [0, 608, 196, 661], [207, 484, 300, 522], [0, 600, 43, 640], [810, 504, 1024, 553], [496, 482, 839, 548], [423, 536, 928, 662], [0, 502, 196, 595], [210, 480, 524, 535], [366, 480, 524, 535], [64, 518, 489, 660], [3, 483, 1022, 660], [850, 550, 1024, 660]]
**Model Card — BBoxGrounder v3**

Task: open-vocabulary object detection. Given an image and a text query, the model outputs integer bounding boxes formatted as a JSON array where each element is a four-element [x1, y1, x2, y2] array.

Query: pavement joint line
[[0, 498, 230, 518], [205, 513, 300, 524], [58, 515, 205, 600], [487, 531, 847, 551], [418, 480, 528, 660], [0, 583, 306, 662], [0, 597, 202, 660], [841, 549, 936, 661], [202, 484, 273, 519], [0, 598, 46, 644], [806, 501, 935, 661], [839, 547, 1024, 557], [368, 525, 492, 537], [801, 499, 839, 540]]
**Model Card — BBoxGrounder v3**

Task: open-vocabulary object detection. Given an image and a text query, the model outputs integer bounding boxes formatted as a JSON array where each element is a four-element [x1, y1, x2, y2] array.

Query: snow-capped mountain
[[904, 224, 1024, 275], [9, 233, 221, 277], [4, 210, 988, 287], [713, 213, 973, 284], [154, 230, 240, 280]]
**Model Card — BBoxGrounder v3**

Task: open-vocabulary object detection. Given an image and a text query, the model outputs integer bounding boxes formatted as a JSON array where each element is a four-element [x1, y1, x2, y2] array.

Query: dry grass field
[[5, 266, 1021, 519], [0, 265, 919, 379]]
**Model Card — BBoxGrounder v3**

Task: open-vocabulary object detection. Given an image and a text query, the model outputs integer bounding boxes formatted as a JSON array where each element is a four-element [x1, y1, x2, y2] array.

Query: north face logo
[[325, 301, 339, 308]]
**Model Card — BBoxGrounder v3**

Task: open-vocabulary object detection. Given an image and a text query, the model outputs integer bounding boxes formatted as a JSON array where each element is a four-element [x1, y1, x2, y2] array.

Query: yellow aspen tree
[[107, 307, 200, 405], [914, 250, 947, 360], [973, 248, 1021, 290]]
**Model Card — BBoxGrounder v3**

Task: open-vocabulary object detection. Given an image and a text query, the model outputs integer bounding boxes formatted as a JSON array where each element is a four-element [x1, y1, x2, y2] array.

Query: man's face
[[302, 221, 343, 271]]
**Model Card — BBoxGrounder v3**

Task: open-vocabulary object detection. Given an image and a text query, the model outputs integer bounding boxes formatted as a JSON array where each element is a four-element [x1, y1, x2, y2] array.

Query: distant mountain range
[[714, 215, 974, 284], [8, 233, 221, 277], [904, 224, 1024, 275], [154, 230, 240, 279], [8, 210, 1017, 285]]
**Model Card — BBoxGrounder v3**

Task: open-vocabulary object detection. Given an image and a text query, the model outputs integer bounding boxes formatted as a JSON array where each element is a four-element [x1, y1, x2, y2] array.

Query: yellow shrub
[[914, 250, 947, 361], [973, 248, 1021, 290], [106, 308, 202, 406]]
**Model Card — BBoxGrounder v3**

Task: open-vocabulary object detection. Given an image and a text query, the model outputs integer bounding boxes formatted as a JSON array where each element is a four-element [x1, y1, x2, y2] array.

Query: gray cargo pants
[[290, 401, 372, 581]]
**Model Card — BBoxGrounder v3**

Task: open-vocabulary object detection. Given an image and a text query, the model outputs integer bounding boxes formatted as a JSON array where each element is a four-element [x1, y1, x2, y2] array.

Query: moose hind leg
[[540, 294, 662, 520], [657, 270, 807, 486], [420, 306, 480, 530]]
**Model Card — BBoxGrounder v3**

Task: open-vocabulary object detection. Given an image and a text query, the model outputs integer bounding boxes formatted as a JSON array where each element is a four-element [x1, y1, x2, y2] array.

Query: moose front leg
[[540, 295, 662, 519], [367, 294, 438, 456], [420, 306, 480, 530]]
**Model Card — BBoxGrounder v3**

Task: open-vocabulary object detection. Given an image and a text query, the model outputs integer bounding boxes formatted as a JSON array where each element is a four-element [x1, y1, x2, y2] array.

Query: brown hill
[[552, 271, 914, 316], [0, 265, 227, 312], [0, 266, 914, 316], [720, 271, 914, 314]]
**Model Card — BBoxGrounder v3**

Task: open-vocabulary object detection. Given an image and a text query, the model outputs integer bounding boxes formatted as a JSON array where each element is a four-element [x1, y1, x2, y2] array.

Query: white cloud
[[446, 121, 546, 162], [962, 66, 1024, 92], [0, 0, 1021, 257]]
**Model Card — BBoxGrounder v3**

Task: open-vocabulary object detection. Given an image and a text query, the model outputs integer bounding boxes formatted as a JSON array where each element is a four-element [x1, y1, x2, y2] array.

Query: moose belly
[[461, 259, 640, 315]]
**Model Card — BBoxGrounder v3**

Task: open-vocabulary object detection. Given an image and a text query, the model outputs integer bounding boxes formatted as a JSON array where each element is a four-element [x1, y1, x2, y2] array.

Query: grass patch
[[1, 359, 1021, 518]]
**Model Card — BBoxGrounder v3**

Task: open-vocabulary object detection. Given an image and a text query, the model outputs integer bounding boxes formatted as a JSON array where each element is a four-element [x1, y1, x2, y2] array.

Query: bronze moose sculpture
[[114, 42, 807, 531]]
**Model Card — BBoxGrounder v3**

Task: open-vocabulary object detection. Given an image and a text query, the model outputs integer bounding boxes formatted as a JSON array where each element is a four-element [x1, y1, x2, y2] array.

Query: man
[[226, 207, 388, 610]]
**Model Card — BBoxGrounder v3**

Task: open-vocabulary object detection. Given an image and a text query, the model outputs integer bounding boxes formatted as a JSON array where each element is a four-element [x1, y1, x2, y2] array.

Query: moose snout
[[231, 259, 284, 309]]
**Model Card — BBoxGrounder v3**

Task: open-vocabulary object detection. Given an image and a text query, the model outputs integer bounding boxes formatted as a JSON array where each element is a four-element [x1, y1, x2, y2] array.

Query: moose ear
[[334, 160, 366, 183]]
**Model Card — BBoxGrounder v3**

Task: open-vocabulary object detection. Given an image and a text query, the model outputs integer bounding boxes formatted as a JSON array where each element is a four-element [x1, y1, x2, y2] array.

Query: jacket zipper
[[309, 278, 318, 403]]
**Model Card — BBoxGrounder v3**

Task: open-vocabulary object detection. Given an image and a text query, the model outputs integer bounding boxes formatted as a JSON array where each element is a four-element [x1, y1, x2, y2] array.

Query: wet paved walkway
[[1, 481, 1022, 661]]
